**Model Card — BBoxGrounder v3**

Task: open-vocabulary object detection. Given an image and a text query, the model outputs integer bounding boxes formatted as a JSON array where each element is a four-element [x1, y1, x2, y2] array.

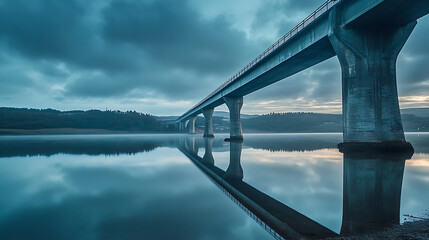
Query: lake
[[0, 133, 428, 239]]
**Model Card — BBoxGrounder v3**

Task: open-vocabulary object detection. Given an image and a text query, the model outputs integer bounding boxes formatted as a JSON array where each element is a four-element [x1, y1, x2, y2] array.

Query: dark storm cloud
[[0, 0, 86, 60], [251, 0, 324, 37], [102, 0, 254, 74], [0, 0, 255, 101], [0, 0, 140, 73], [0, 0, 428, 114], [397, 16, 429, 95], [247, 58, 341, 102]]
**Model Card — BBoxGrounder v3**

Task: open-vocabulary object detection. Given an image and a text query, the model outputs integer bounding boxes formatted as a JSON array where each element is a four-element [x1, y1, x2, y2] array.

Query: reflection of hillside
[[2, 134, 428, 158], [0, 135, 179, 157], [242, 134, 341, 152]]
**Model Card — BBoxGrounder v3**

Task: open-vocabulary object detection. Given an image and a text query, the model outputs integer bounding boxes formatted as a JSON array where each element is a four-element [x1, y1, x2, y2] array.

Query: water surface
[[0, 133, 428, 239]]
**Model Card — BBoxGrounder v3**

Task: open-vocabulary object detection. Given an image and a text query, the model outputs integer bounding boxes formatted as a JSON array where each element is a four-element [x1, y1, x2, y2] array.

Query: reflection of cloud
[[0, 148, 272, 240], [406, 153, 429, 168], [401, 156, 429, 220]]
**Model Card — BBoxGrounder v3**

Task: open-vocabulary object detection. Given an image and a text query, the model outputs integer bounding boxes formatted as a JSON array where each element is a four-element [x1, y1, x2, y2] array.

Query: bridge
[[176, 0, 429, 149]]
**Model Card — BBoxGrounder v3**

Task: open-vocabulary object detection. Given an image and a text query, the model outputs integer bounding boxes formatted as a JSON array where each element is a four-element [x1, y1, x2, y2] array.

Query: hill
[[0, 107, 175, 134]]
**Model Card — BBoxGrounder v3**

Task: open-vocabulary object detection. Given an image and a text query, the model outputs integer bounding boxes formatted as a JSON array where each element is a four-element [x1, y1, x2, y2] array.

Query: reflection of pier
[[179, 138, 338, 240], [340, 151, 411, 235], [181, 136, 415, 239]]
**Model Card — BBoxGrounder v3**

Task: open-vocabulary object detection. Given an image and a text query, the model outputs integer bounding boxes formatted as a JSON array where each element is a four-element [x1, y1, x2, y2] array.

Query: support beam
[[223, 96, 244, 140], [329, 10, 416, 148], [202, 108, 214, 137], [188, 116, 197, 134]]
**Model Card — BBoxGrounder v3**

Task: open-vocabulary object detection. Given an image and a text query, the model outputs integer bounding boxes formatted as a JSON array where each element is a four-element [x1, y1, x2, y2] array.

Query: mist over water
[[0, 133, 428, 239]]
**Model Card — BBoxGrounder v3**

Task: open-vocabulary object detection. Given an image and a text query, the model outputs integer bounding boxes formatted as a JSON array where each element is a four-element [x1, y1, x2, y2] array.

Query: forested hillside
[[0, 108, 174, 132]]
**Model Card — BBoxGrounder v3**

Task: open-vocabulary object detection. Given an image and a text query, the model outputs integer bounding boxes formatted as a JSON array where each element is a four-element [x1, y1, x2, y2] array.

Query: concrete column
[[184, 120, 189, 131], [329, 11, 416, 146], [340, 150, 411, 235], [224, 141, 243, 181], [202, 108, 214, 137], [223, 96, 243, 140], [188, 116, 196, 134], [202, 137, 214, 165]]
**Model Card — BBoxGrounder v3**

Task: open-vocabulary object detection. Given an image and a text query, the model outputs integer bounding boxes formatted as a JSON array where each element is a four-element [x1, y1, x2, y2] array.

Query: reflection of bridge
[[176, 0, 429, 149], [180, 136, 413, 239], [179, 139, 338, 239]]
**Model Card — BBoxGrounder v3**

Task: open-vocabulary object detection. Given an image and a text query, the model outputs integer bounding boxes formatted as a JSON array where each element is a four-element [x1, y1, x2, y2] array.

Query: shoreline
[[326, 219, 429, 240], [2, 128, 429, 136]]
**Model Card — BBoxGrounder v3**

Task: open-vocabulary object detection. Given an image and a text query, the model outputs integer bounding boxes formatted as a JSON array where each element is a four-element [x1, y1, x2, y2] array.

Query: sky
[[0, 0, 428, 116]]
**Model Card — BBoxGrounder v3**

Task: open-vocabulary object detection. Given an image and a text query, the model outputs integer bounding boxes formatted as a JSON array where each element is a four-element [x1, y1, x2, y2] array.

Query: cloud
[[0, 0, 428, 115]]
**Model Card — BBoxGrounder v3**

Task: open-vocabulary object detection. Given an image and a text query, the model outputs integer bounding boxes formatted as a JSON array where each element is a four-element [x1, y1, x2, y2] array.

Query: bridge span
[[176, 0, 429, 149]]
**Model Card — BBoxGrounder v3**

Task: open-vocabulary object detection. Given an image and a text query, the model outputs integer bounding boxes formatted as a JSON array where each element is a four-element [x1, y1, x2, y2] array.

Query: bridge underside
[[177, 0, 429, 150]]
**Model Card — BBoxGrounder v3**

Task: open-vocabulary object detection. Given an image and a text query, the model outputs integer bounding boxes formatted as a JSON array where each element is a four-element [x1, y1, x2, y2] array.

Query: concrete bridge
[[176, 0, 429, 148]]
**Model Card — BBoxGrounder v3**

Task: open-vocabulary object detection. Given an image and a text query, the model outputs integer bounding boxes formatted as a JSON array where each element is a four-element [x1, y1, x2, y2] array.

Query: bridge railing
[[179, 0, 341, 120]]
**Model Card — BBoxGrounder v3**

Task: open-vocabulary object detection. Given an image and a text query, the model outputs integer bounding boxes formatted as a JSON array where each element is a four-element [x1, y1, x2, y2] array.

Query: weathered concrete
[[224, 141, 243, 180], [329, 8, 416, 144], [223, 96, 243, 140], [202, 108, 214, 137], [340, 150, 411, 236], [202, 137, 214, 165], [188, 116, 197, 134]]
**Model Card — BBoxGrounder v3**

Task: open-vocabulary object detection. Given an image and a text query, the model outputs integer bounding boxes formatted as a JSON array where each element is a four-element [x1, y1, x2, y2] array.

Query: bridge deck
[[177, 0, 429, 123]]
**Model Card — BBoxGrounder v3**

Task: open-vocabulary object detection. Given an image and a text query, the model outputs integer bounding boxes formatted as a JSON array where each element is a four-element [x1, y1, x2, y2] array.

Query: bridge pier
[[184, 119, 189, 131], [224, 141, 243, 181], [188, 116, 197, 134], [202, 108, 214, 137], [329, 14, 416, 150], [223, 96, 243, 141], [179, 121, 184, 132]]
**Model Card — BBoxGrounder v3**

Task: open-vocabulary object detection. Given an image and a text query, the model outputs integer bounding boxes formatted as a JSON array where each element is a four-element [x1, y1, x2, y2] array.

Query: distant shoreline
[[1, 128, 429, 136], [0, 128, 173, 135]]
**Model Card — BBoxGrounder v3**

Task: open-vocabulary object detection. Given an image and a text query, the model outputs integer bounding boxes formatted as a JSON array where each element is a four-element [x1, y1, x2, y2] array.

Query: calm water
[[0, 133, 428, 239]]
